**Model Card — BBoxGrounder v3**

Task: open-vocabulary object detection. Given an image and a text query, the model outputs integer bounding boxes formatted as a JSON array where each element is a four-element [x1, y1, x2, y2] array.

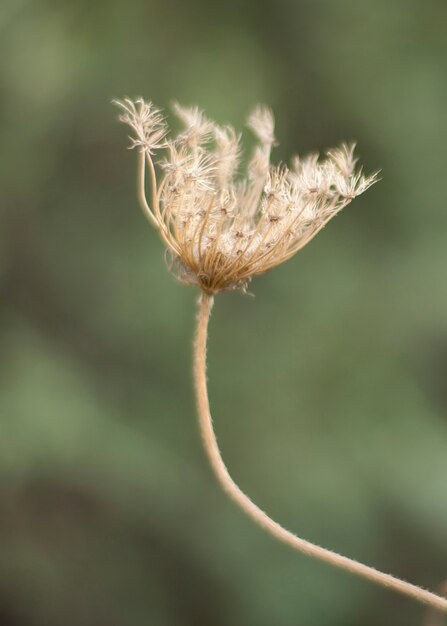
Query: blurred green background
[[1, 0, 446, 624]]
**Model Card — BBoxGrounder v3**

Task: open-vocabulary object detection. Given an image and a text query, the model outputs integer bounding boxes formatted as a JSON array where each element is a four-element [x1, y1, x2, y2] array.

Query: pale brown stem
[[137, 151, 182, 256], [424, 582, 447, 626], [193, 291, 447, 613], [145, 151, 161, 221], [137, 149, 157, 227]]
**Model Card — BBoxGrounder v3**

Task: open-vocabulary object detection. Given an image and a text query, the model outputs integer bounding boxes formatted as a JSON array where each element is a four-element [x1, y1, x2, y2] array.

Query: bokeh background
[[1, 0, 447, 624]]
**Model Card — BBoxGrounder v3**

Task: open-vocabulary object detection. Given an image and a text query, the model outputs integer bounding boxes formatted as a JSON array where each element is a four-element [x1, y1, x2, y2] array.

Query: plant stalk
[[193, 290, 447, 613]]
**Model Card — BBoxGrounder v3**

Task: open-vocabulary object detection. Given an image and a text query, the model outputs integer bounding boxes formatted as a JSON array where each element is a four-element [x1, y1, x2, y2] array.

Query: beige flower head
[[115, 98, 378, 294]]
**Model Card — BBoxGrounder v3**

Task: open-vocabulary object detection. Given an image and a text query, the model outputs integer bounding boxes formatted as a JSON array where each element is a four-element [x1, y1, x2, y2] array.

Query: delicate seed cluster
[[115, 98, 378, 294]]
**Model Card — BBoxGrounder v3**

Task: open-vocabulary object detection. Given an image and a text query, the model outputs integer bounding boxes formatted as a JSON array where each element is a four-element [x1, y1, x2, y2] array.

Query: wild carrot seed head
[[115, 98, 378, 294]]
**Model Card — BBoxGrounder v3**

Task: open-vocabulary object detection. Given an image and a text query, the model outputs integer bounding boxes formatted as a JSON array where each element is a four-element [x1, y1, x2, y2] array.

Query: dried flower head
[[115, 98, 378, 294], [114, 99, 447, 614]]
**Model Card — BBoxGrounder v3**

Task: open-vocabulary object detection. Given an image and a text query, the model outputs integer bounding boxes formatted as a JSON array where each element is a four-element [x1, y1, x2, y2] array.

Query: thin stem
[[145, 152, 162, 222], [193, 291, 447, 613], [424, 582, 447, 626], [137, 149, 157, 227], [137, 150, 182, 256]]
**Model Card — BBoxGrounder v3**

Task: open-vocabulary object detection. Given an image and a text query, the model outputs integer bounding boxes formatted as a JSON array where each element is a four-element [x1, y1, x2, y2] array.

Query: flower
[[115, 98, 168, 153], [115, 98, 378, 294]]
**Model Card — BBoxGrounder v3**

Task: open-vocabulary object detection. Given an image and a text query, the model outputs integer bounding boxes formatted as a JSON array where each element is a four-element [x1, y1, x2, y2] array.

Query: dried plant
[[115, 98, 377, 294], [115, 97, 447, 613]]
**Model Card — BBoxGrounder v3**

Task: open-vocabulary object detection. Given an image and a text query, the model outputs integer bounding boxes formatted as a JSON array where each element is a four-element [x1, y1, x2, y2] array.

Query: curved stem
[[137, 151, 182, 256], [137, 149, 157, 227], [145, 152, 162, 222], [193, 291, 447, 613]]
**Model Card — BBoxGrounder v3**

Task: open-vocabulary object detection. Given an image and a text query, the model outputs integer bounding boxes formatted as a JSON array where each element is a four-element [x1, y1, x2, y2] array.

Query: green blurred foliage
[[1, 0, 446, 624]]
